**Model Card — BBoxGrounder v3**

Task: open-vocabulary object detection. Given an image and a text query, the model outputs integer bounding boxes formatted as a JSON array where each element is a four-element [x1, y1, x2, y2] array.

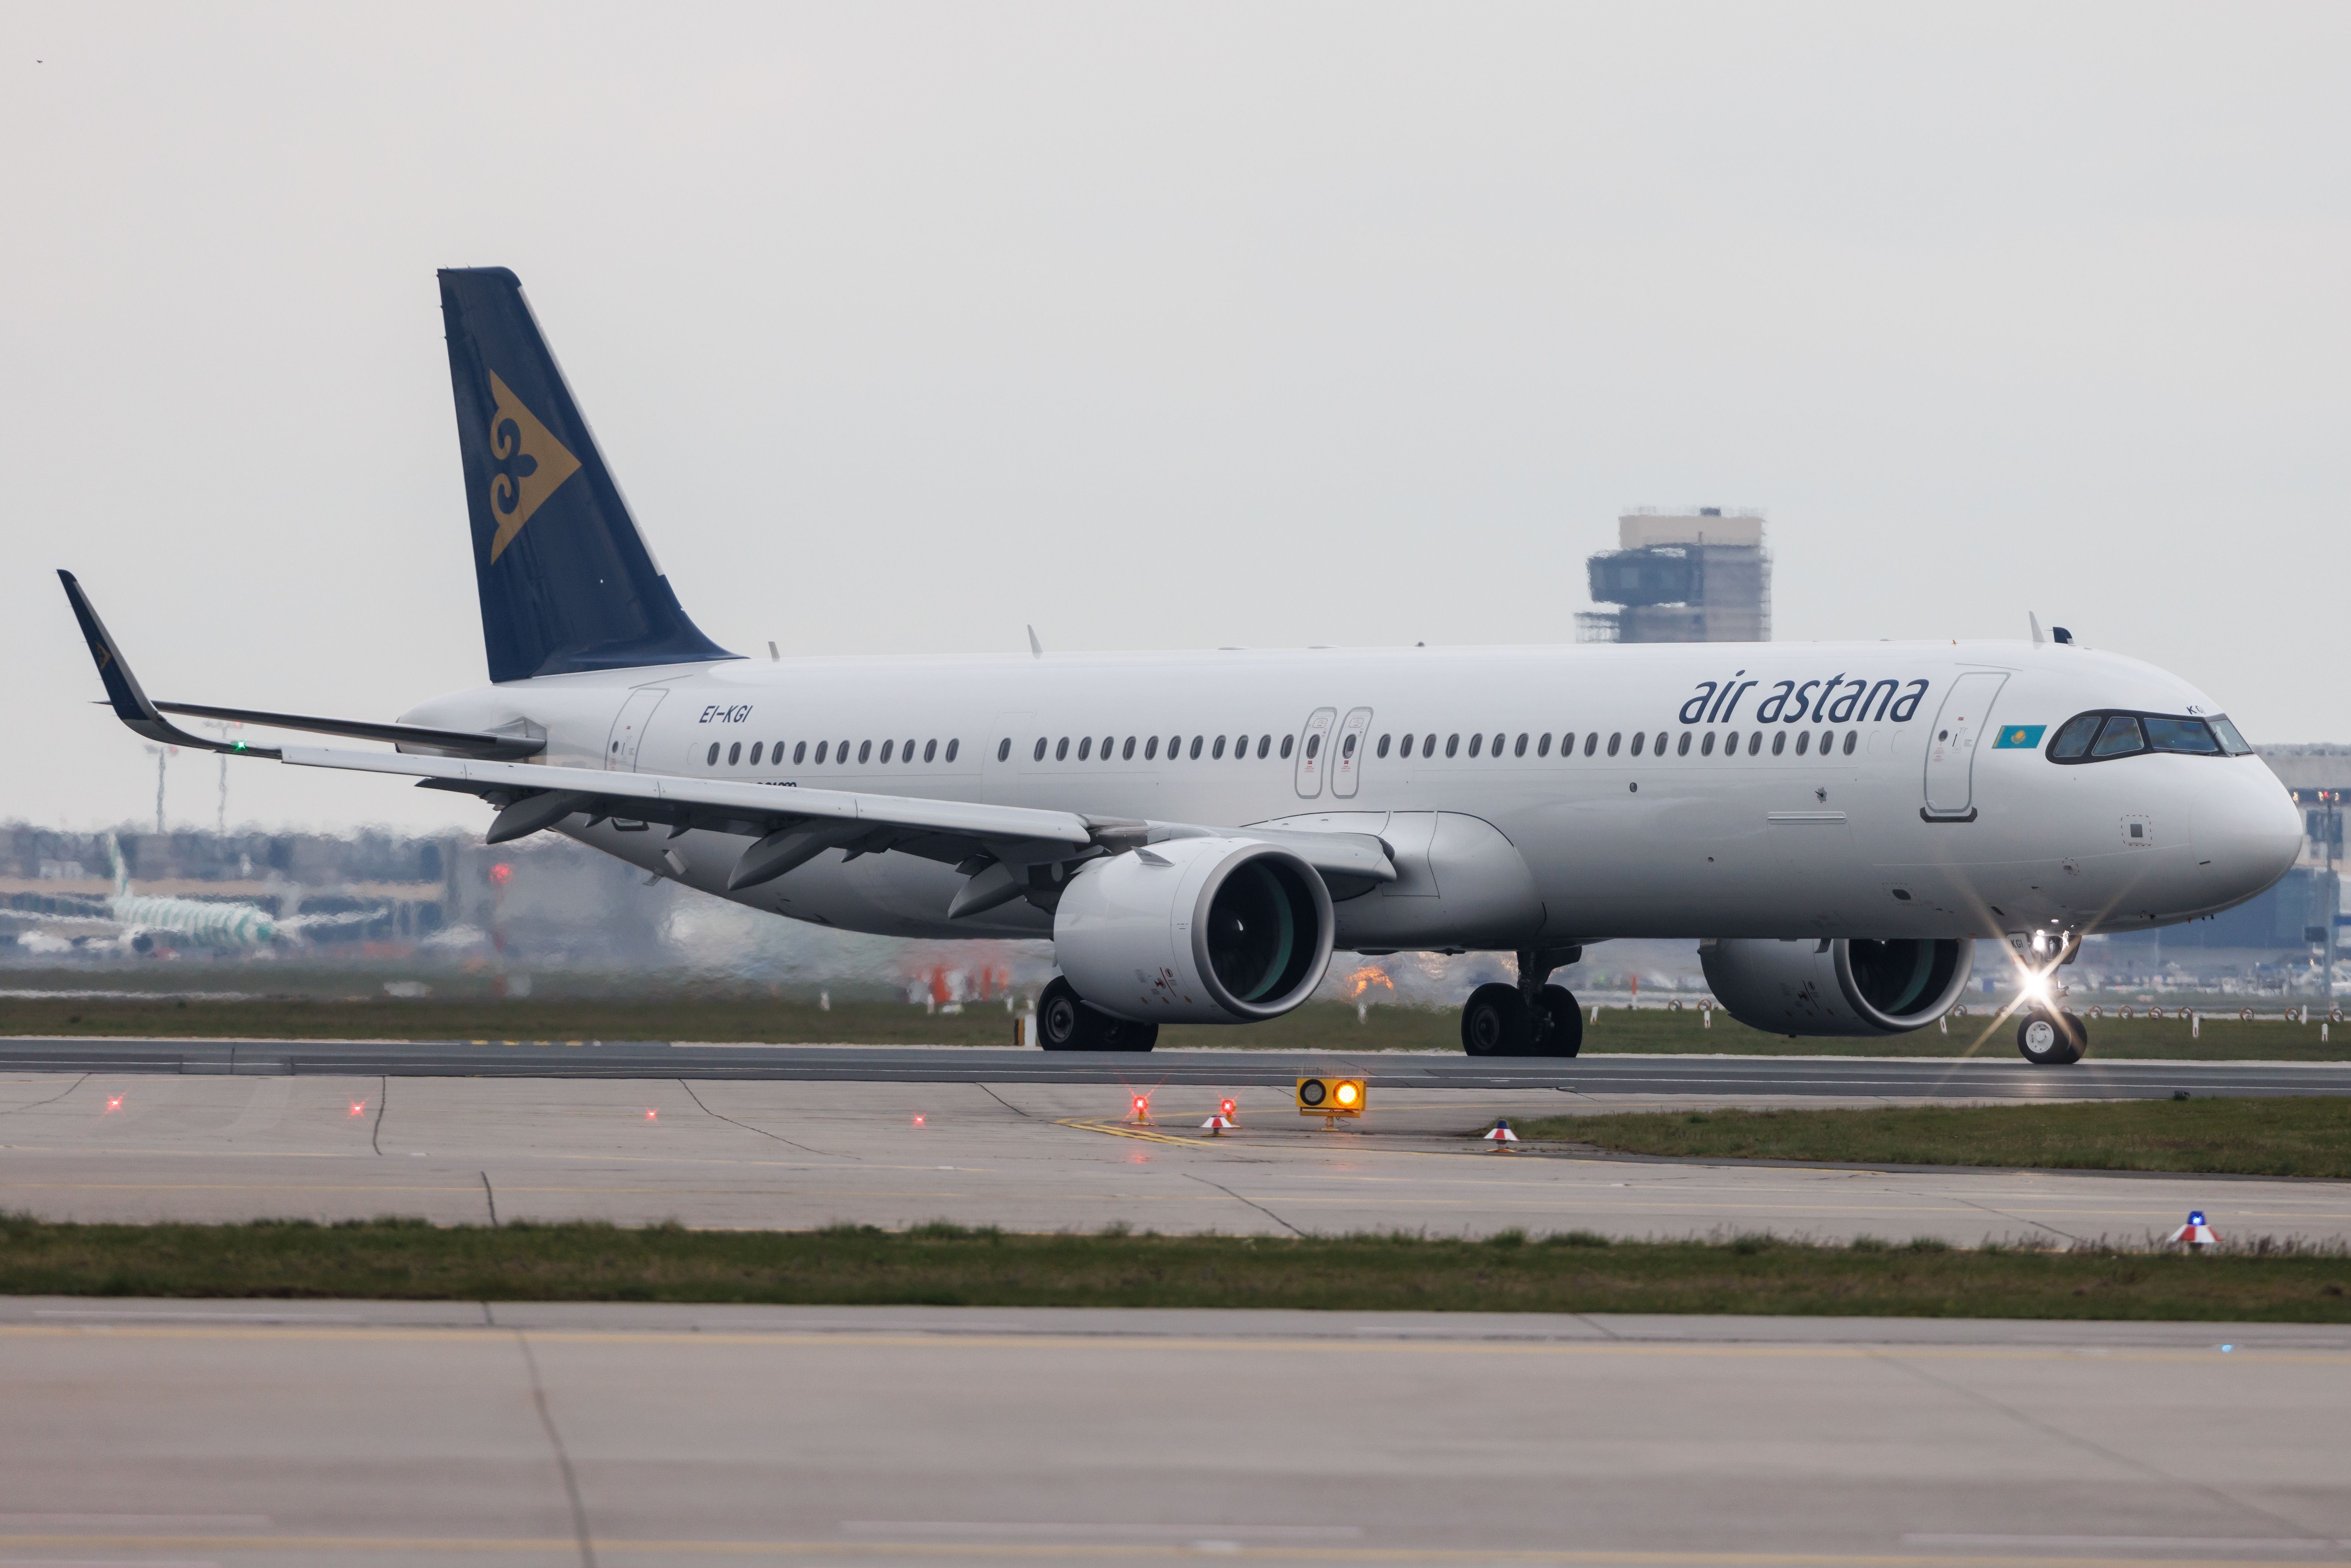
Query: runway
[[8, 1037, 2351, 1097], [3, 1298, 2347, 1568], [7, 1071, 2348, 1244]]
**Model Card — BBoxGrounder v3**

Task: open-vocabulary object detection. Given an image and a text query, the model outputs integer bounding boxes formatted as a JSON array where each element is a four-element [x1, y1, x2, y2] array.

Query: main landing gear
[[1035, 976, 1159, 1052], [2015, 1005, 2088, 1067], [1461, 947, 1584, 1057]]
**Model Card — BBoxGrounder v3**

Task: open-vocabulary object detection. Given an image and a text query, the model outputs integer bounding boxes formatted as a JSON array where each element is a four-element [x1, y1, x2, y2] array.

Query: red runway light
[[1133, 1095, 1148, 1112], [912, 1114, 926, 1127], [349, 1100, 367, 1118], [105, 1095, 122, 1113], [645, 1108, 658, 1121], [1219, 1098, 1237, 1117]]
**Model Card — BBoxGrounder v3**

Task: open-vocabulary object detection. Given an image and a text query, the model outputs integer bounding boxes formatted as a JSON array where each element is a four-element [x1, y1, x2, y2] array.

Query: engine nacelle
[[1700, 937, 1975, 1037], [1054, 838, 1335, 1025]]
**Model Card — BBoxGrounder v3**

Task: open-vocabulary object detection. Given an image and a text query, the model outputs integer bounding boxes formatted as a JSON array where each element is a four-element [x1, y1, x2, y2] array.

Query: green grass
[[1520, 1095, 2351, 1179], [0, 1217, 2344, 1320], [3, 992, 2345, 1058]]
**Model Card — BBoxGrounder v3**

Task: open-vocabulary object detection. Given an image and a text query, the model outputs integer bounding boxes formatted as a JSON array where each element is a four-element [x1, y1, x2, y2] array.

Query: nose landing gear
[[1460, 948, 1585, 1057], [2016, 1006, 2087, 1066]]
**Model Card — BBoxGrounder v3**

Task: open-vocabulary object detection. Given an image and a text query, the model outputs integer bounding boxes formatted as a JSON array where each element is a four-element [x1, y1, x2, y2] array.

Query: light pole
[[140, 744, 176, 833], [197, 720, 241, 834]]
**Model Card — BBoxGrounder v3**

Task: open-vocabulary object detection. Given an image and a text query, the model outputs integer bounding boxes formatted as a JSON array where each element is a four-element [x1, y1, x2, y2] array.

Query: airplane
[[1, 834, 379, 955], [56, 268, 2304, 1063]]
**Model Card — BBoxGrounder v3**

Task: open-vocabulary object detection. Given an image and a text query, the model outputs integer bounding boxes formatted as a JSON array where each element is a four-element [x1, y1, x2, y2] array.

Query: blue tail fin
[[438, 268, 736, 683]]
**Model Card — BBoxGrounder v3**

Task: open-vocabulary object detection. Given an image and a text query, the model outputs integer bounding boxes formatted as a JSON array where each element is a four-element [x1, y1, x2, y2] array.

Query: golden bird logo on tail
[[485, 371, 582, 563]]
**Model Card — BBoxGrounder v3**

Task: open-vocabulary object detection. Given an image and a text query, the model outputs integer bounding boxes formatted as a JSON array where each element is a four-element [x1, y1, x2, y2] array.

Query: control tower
[[1577, 508, 1771, 644]]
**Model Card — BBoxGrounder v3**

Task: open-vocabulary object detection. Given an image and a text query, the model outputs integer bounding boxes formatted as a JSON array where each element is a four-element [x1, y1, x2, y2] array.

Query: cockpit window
[[2090, 716, 2145, 757], [2049, 710, 2245, 764], [2050, 714, 2100, 760], [2145, 717, 2221, 755]]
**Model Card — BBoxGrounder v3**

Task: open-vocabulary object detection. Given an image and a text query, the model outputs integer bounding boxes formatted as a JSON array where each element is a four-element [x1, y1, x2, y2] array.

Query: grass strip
[[1519, 1095, 2351, 1179], [0, 1217, 2345, 1320], [4, 995, 2345, 1059]]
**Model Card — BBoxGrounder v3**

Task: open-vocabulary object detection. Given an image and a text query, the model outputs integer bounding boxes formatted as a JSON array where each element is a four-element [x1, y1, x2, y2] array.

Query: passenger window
[[1514, 733, 1528, 758], [1630, 732, 1645, 757], [1122, 736, 1136, 760], [1281, 735, 1294, 759], [815, 741, 829, 764], [924, 739, 937, 763], [858, 740, 872, 764], [706, 742, 720, 766], [1399, 732, 1413, 755], [1747, 732, 1761, 756], [1842, 731, 1857, 756], [1209, 735, 1224, 759], [2050, 714, 2100, 759], [1796, 731, 1810, 756], [1488, 732, 1503, 757], [945, 739, 959, 762], [997, 738, 1010, 762], [1378, 734, 1392, 758], [1699, 732, 1714, 757], [1606, 732, 1621, 757], [1676, 732, 1691, 757], [1341, 734, 1356, 759], [903, 738, 915, 762], [1259, 735, 1272, 759], [1033, 738, 1047, 762], [1055, 737, 1068, 761], [794, 741, 807, 765], [880, 740, 894, 763], [2092, 715, 2146, 757], [1100, 736, 1112, 759], [2146, 718, 2221, 755], [1190, 735, 1204, 760], [1772, 731, 1786, 756], [1537, 733, 1551, 757], [1818, 730, 1831, 754], [837, 738, 850, 763], [1077, 736, 1091, 761], [1445, 734, 1460, 758], [1168, 734, 1181, 758], [728, 742, 741, 765], [1146, 736, 1160, 760], [1583, 733, 1596, 757], [749, 742, 763, 766], [1468, 733, 1483, 758]]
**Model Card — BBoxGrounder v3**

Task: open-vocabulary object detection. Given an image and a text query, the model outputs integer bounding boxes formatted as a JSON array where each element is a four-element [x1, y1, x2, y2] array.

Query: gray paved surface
[[2, 1299, 2347, 1567], [6, 1072, 2348, 1244], [7, 1037, 2351, 1097]]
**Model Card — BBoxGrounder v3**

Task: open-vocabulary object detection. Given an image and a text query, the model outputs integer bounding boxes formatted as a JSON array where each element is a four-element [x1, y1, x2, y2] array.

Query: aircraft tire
[[1036, 977, 1158, 1051], [1535, 984, 1583, 1057], [2016, 1007, 2086, 1066], [1461, 982, 1533, 1056]]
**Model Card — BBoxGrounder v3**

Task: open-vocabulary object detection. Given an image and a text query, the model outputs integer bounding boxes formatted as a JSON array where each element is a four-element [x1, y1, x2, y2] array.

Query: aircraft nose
[[2205, 768, 2305, 902]]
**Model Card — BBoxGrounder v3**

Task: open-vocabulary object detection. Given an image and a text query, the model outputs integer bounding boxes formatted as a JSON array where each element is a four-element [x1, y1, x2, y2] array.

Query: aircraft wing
[[279, 745, 1393, 913]]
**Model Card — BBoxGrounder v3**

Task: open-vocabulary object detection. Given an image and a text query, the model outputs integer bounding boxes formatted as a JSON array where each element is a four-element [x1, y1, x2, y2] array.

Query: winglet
[[56, 571, 280, 758]]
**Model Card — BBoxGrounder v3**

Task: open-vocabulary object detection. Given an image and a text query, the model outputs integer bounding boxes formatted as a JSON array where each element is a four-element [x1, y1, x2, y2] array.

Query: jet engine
[[1699, 937, 1974, 1037], [1053, 838, 1334, 1025]]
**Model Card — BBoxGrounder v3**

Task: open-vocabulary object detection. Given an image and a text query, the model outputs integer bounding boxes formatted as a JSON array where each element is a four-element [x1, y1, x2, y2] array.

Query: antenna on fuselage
[[1027, 625, 1044, 660], [2028, 612, 2046, 646]]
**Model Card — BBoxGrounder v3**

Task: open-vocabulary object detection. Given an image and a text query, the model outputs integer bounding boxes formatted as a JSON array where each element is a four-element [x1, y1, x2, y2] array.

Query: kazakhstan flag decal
[[1993, 724, 2046, 749]]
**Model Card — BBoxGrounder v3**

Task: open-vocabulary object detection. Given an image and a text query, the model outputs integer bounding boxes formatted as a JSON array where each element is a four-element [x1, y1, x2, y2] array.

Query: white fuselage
[[401, 638, 2303, 954]]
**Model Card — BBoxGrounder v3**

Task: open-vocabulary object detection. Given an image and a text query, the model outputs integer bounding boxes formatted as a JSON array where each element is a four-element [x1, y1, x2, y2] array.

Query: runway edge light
[[1484, 1118, 1519, 1149]]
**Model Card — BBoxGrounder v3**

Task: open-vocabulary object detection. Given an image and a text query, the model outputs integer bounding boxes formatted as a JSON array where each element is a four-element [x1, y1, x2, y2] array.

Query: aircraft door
[[604, 688, 668, 772], [1294, 707, 1337, 799], [1923, 672, 2008, 820], [1330, 707, 1374, 799]]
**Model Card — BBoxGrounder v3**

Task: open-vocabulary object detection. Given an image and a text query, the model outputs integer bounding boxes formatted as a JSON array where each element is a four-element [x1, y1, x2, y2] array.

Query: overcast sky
[[3, 3, 2344, 837]]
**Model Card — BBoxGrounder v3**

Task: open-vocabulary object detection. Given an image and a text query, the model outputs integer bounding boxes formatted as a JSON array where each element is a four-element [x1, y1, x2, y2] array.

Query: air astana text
[[1677, 671, 1931, 728]]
